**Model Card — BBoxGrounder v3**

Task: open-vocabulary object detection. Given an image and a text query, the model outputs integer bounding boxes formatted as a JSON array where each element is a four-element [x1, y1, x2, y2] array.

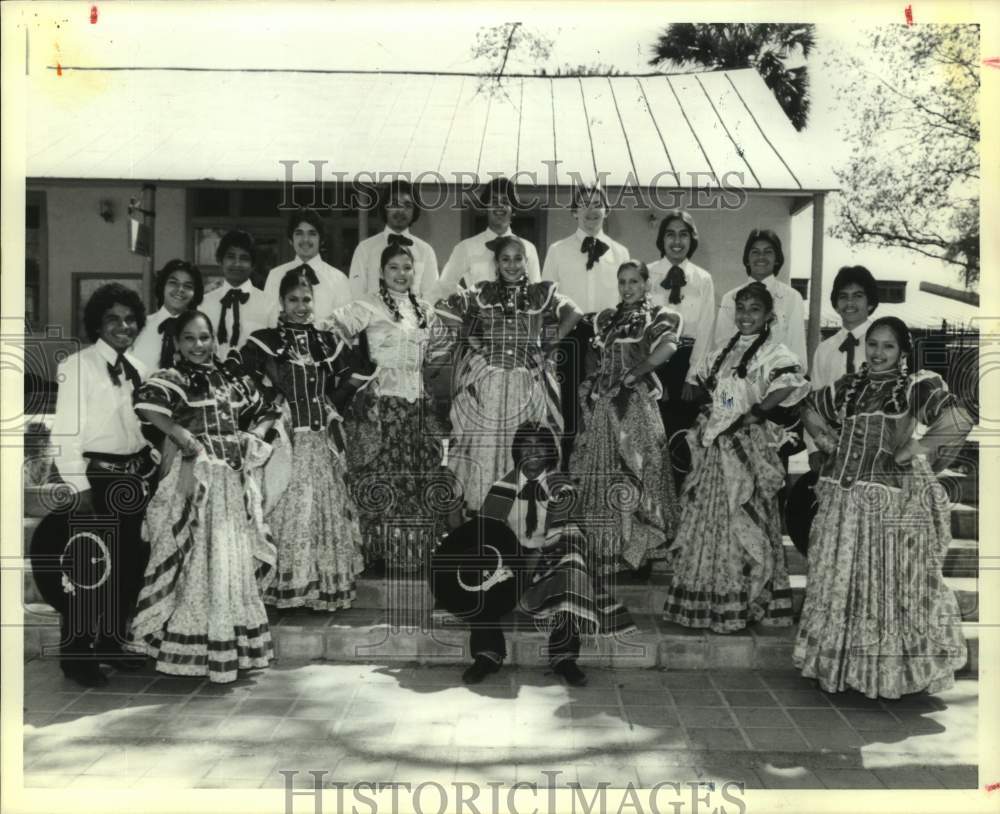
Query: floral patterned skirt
[[661, 420, 793, 633], [793, 458, 966, 698], [263, 429, 364, 610], [127, 440, 275, 683], [448, 360, 562, 511], [571, 384, 679, 572], [344, 395, 455, 570]]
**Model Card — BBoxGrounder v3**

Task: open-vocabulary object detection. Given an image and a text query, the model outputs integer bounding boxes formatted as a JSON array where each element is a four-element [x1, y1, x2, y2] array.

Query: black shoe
[[462, 656, 500, 685], [61, 662, 109, 688], [553, 660, 588, 687], [98, 645, 148, 672]]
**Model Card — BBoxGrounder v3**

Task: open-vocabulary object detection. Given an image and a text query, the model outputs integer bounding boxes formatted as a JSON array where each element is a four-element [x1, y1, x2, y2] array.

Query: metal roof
[[27, 67, 836, 191]]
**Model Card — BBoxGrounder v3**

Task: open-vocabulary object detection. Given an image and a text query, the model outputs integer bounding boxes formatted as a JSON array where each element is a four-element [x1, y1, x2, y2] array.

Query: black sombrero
[[29, 511, 114, 613], [429, 518, 522, 620], [784, 469, 819, 557]]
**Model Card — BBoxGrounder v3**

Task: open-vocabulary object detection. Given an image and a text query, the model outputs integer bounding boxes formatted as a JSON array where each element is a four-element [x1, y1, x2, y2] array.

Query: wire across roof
[[27, 66, 836, 190]]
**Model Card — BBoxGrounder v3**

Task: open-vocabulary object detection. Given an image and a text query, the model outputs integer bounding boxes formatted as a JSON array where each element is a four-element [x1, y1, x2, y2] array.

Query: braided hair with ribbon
[[840, 316, 914, 418], [486, 235, 531, 315], [702, 282, 774, 392], [377, 244, 429, 328]]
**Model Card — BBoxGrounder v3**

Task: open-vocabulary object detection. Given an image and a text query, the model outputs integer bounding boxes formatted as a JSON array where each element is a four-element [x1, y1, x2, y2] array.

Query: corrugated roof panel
[[668, 74, 759, 189], [697, 71, 799, 190], [516, 77, 556, 182], [725, 69, 824, 190], [406, 76, 465, 178], [578, 78, 634, 187], [479, 78, 522, 177], [607, 77, 677, 187], [26, 68, 837, 189], [637, 76, 716, 187], [550, 78, 595, 185], [437, 77, 491, 181]]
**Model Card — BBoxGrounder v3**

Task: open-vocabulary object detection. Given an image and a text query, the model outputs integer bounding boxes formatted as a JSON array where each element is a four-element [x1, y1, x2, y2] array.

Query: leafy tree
[[648, 23, 815, 130], [829, 25, 979, 287]]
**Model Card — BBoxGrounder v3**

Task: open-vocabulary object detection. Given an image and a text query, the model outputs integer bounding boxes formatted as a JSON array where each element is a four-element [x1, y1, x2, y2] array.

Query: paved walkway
[[20, 657, 978, 791]]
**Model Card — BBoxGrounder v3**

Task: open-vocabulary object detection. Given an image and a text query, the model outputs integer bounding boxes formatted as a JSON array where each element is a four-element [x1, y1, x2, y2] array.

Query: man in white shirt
[[429, 176, 540, 303], [714, 229, 808, 365], [200, 230, 271, 358], [646, 210, 717, 459], [262, 208, 352, 326], [44, 284, 158, 685], [542, 185, 630, 464], [806, 265, 879, 469], [131, 259, 205, 371], [349, 180, 439, 300]]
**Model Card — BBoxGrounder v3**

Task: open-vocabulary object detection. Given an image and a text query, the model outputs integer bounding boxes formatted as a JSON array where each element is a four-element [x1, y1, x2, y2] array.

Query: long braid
[[704, 332, 743, 392], [736, 324, 771, 379], [840, 364, 869, 417], [379, 279, 403, 322], [406, 290, 429, 329]]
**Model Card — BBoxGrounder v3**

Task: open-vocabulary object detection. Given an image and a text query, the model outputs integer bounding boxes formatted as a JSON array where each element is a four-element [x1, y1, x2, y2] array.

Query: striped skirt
[[448, 357, 562, 511], [127, 436, 275, 683], [661, 420, 792, 633]]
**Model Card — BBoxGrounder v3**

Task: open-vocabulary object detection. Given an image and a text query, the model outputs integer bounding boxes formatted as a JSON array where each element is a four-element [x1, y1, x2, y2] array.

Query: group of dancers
[[36, 178, 973, 700]]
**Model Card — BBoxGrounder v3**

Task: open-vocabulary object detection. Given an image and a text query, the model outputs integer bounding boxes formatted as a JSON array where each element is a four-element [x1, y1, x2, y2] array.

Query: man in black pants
[[39, 284, 158, 687]]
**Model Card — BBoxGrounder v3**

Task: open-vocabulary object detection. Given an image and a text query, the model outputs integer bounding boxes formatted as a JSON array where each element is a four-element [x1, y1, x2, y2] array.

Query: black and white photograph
[[1, 1, 996, 811]]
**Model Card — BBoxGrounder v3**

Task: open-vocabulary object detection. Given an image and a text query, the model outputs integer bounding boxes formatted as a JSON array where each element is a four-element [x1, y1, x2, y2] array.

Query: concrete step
[[21, 602, 980, 677]]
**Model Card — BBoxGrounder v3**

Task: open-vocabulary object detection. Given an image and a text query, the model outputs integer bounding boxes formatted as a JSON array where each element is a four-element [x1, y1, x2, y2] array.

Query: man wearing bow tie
[[429, 176, 541, 302], [541, 185, 630, 464], [806, 265, 880, 470], [200, 230, 270, 358], [348, 179, 439, 300], [262, 208, 352, 327], [48, 284, 158, 685]]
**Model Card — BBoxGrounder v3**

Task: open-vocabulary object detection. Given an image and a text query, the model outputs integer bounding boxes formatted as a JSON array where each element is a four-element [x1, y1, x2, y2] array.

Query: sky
[[16, 1, 981, 326]]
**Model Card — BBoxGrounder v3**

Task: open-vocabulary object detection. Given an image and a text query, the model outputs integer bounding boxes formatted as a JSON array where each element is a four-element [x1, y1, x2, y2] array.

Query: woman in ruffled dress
[[327, 245, 454, 570], [794, 316, 972, 698], [435, 236, 582, 512], [128, 310, 278, 683], [237, 266, 368, 608], [571, 260, 681, 576], [662, 282, 809, 633]]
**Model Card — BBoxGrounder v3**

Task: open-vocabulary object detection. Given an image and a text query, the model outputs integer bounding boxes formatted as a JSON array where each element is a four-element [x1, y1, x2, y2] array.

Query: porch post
[[807, 192, 826, 371]]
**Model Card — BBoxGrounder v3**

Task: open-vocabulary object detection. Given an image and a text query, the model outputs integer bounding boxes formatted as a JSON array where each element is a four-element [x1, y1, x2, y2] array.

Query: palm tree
[[648, 23, 815, 131]]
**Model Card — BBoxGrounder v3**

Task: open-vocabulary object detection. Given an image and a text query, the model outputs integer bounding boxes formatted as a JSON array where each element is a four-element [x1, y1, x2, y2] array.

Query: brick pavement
[[18, 657, 979, 791]]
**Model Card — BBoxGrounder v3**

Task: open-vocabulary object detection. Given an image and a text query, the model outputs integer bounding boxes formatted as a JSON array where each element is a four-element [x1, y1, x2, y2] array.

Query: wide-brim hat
[[429, 518, 522, 620], [784, 470, 819, 557], [29, 511, 114, 613]]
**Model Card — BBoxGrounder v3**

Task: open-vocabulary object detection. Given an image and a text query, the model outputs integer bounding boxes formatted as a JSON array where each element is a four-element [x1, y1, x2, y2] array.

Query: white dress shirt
[[51, 339, 148, 491], [647, 257, 717, 385], [200, 279, 271, 358], [132, 305, 177, 371], [804, 317, 873, 454], [541, 229, 630, 314], [811, 318, 873, 390], [262, 255, 352, 327], [714, 274, 808, 366], [430, 228, 541, 303], [348, 227, 439, 301], [510, 471, 552, 549]]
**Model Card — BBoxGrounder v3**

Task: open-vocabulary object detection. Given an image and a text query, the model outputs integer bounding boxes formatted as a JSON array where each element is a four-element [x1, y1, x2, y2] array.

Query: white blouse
[[328, 292, 436, 403]]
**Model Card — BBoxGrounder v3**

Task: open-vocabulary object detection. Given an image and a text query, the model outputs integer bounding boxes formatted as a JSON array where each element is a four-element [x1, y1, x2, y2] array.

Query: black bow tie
[[387, 233, 413, 247], [484, 236, 503, 254], [517, 479, 547, 538], [839, 333, 859, 374], [157, 317, 179, 369], [218, 288, 250, 346], [659, 265, 687, 304], [107, 352, 141, 390], [580, 236, 609, 270]]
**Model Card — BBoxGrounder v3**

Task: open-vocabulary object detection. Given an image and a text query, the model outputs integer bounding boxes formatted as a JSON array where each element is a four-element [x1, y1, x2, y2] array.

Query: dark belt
[[83, 447, 160, 478]]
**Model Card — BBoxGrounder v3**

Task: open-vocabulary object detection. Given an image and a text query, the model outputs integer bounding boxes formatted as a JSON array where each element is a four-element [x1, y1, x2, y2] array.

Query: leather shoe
[[61, 663, 109, 688], [462, 656, 500, 685], [553, 660, 588, 687]]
